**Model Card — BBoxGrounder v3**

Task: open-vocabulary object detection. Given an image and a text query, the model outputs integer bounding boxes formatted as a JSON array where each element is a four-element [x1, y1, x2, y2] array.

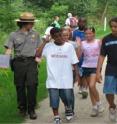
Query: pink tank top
[[81, 39, 101, 68]]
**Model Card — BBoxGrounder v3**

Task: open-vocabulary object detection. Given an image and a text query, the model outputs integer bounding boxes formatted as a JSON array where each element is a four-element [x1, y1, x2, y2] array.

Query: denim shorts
[[82, 68, 96, 77], [103, 75, 117, 94], [77, 56, 84, 77], [48, 88, 74, 109], [77, 64, 83, 77]]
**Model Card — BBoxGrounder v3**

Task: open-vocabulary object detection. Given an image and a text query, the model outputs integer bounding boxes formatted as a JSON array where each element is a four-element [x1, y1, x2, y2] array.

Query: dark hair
[[50, 23, 56, 27], [50, 27, 61, 36], [54, 16, 59, 19], [78, 17, 87, 23], [84, 27, 95, 33], [17, 22, 34, 28], [78, 17, 87, 31], [109, 17, 117, 26]]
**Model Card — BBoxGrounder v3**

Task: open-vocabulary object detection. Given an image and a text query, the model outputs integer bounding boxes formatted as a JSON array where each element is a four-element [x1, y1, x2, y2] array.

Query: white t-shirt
[[45, 26, 53, 36], [42, 42, 79, 89], [65, 17, 71, 26]]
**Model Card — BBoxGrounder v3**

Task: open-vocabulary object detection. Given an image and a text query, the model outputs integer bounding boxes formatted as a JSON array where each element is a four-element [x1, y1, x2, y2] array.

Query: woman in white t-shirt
[[78, 27, 104, 117]]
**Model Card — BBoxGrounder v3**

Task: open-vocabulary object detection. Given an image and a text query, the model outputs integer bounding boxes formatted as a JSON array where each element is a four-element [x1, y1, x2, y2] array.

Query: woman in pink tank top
[[78, 27, 104, 117]]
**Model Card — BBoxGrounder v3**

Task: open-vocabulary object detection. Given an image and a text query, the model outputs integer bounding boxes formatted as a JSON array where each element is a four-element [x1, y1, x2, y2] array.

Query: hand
[[74, 72, 80, 84], [75, 74, 78, 82], [42, 35, 50, 43], [5, 49, 12, 55], [76, 37, 81, 46], [96, 72, 102, 83], [35, 57, 42, 63]]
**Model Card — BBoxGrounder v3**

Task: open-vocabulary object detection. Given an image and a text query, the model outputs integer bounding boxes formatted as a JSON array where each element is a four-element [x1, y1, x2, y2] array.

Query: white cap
[[68, 13, 72, 18]]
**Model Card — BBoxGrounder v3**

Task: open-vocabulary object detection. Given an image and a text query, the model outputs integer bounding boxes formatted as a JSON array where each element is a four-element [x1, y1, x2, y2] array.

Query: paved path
[[23, 60, 117, 124], [23, 84, 114, 124]]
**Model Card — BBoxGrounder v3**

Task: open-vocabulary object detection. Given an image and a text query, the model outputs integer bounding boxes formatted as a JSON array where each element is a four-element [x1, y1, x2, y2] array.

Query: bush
[[0, 32, 7, 53], [44, 3, 69, 27]]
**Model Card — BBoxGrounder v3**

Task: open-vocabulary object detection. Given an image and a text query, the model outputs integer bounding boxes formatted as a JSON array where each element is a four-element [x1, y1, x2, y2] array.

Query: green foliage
[[26, 0, 55, 10], [37, 60, 47, 102], [33, 3, 69, 32], [47, 3, 68, 26], [0, 32, 7, 53], [34, 18, 47, 36], [0, 0, 16, 32], [0, 0, 116, 33], [0, 69, 24, 123], [49, 3, 68, 18], [96, 26, 110, 38]]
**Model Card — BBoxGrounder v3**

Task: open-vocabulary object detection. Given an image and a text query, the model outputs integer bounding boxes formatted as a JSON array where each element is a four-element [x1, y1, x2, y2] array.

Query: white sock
[[96, 101, 102, 106], [93, 105, 98, 109], [54, 115, 60, 119]]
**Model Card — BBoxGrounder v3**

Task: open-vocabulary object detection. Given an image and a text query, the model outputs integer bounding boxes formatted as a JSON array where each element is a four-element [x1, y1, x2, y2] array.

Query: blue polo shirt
[[72, 29, 85, 41], [72, 29, 85, 67]]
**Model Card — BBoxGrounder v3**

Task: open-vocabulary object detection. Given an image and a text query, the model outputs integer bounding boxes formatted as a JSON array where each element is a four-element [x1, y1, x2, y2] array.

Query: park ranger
[[4, 12, 41, 119]]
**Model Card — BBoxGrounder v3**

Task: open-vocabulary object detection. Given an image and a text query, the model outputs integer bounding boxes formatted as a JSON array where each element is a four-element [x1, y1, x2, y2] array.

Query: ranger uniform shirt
[[5, 30, 41, 57]]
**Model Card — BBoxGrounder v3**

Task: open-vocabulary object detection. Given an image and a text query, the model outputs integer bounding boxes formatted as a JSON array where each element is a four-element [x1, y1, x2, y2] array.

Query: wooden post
[[104, 17, 107, 31]]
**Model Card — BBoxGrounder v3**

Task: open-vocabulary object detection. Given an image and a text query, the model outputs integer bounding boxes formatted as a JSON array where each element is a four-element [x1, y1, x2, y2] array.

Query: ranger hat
[[15, 12, 38, 22]]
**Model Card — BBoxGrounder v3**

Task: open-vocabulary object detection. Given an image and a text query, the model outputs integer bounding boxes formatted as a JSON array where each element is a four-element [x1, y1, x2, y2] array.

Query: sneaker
[[54, 117, 61, 124], [66, 114, 73, 121], [109, 108, 116, 122], [90, 108, 98, 117], [65, 107, 74, 121], [82, 91, 88, 99], [97, 104, 104, 113], [78, 86, 83, 94]]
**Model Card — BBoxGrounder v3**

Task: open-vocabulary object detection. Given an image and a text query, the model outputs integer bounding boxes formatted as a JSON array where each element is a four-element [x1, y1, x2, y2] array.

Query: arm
[[73, 64, 80, 83], [70, 45, 80, 83], [4, 32, 14, 55], [96, 37, 106, 83], [96, 55, 105, 83], [5, 49, 12, 55], [76, 37, 82, 59], [35, 38, 49, 58]]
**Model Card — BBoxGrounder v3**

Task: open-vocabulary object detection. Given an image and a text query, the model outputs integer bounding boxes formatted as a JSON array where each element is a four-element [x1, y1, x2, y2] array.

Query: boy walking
[[96, 17, 117, 122], [36, 27, 79, 124]]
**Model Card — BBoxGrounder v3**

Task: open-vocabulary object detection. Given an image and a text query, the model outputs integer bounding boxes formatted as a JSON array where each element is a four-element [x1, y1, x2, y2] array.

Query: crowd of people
[[4, 12, 117, 124]]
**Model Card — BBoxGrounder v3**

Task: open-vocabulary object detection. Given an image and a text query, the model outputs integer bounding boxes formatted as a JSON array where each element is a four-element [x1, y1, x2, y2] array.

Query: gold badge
[[31, 34, 36, 42]]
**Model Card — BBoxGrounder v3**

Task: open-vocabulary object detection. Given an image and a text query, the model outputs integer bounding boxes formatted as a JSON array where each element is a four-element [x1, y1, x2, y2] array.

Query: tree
[[25, 0, 55, 10], [0, 0, 26, 32]]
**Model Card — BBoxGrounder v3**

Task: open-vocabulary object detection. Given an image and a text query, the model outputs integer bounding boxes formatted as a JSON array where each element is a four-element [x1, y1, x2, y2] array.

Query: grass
[[0, 32, 7, 54], [0, 69, 24, 123], [96, 25, 111, 38], [37, 60, 47, 102]]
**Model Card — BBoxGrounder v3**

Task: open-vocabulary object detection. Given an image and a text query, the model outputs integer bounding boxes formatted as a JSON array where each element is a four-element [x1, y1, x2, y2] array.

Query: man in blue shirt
[[72, 17, 88, 98], [72, 17, 86, 41]]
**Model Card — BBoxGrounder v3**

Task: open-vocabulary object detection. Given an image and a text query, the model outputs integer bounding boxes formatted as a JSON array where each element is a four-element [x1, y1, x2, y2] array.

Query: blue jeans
[[103, 75, 117, 94], [48, 89, 74, 111]]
